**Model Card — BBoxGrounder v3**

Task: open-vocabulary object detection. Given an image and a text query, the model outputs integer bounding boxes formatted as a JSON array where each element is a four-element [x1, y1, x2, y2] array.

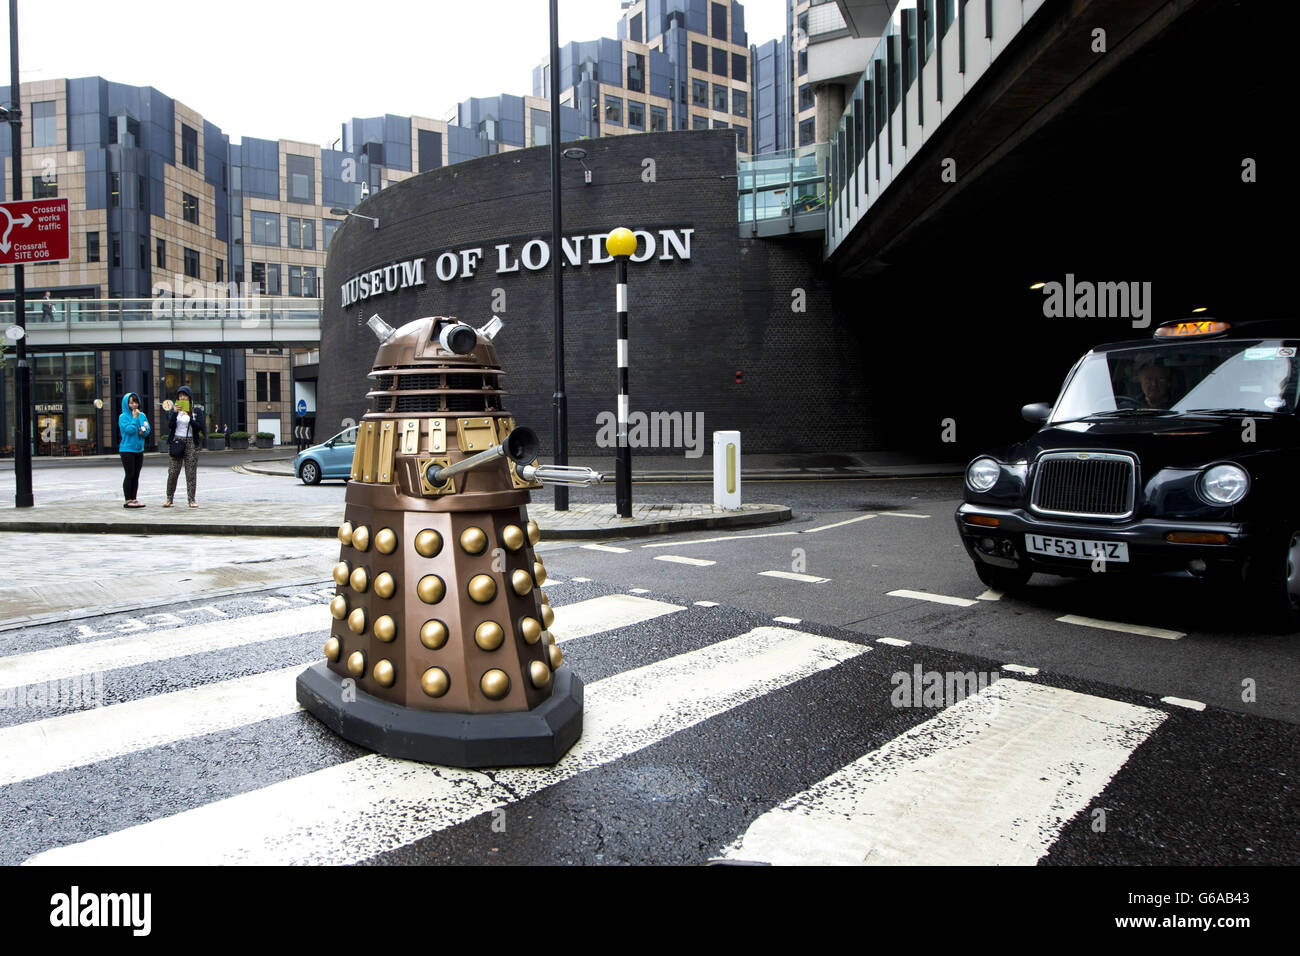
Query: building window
[[629, 10, 643, 42], [182, 192, 199, 225], [32, 101, 57, 147], [799, 84, 815, 111], [111, 238, 121, 268], [256, 371, 269, 403], [110, 173, 120, 207], [604, 95, 622, 126], [732, 89, 747, 117], [627, 52, 645, 93], [156, 238, 165, 269], [184, 247, 200, 279], [692, 114, 708, 130], [303, 267, 318, 297], [216, 259, 223, 283], [289, 265, 302, 296], [137, 174, 146, 210], [711, 2, 727, 40], [251, 262, 281, 295], [712, 119, 729, 129], [287, 154, 315, 204], [732, 53, 747, 82], [32, 175, 58, 199], [288, 217, 299, 249], [87, 232, 100, 263], [251, 211, 280, 246], [323, 218, 341, 248], [139, 240, 147, 271], [798, 49, 808, 76], [270, 372, 281, 401], [713, 48, 728, 77], [650, 105, 668, 132], [736, 127, 748, 153], [691, 42, 708, 72], [799, 117, 816, 146], [713, 84, 729, 112], [692, 79, 708, 107], [627, 101, 645, 130], [287, 218, 315, 250], [181, 124, 199, 170], [798, 12, 809, 36]]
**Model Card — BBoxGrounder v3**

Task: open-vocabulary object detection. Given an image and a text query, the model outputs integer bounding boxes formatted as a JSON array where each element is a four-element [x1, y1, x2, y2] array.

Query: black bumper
[[954, 503, 1262, 578]]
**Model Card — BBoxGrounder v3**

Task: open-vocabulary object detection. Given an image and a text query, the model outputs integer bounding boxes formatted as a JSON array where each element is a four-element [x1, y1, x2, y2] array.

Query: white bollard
[[713, 431, 741, 510]]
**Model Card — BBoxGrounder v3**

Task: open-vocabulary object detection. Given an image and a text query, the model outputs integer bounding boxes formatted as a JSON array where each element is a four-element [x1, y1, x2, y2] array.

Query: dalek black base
[[296, 661, 585, 768]]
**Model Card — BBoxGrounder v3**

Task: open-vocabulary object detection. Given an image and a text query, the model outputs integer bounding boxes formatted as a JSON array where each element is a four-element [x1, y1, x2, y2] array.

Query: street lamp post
[[548, 0, 569, 511], [606, 227, 636, 518], [328, 207, 379, 229], [6, 0, 32, 508]]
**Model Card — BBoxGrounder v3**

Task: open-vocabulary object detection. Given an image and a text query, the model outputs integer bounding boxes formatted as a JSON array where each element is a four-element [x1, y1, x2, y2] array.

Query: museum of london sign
[[339, 227, 694, 308]]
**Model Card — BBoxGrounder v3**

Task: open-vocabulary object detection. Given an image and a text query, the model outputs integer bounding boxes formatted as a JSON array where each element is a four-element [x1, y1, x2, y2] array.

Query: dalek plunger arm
[[424, 426, 604, 488]]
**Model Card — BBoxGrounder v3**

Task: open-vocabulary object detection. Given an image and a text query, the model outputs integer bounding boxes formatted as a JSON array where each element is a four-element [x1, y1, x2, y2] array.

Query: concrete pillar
[[814, 83, 846, 144]]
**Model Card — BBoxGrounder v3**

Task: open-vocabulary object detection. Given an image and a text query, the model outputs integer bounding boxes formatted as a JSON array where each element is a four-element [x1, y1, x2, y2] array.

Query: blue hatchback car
[[294, 426, 357, 484]]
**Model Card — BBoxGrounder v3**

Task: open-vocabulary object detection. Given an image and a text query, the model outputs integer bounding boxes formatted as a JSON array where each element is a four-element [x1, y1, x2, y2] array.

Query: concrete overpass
[[8, 297, 321, 350]]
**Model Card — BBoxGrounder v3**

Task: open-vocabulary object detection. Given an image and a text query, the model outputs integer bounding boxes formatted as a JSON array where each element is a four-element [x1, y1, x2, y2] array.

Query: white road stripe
[[571, 577, 593, 583], [773, 616, 802, 624], [887, 589, 978, 608], [977, 589, 1003, 602], [653, 555, 716, 567], [629, 588, 650, 594], [874, 637, 911, 647], [1056, 615, 1185, 640], [0, 667, 303, 787], [1160, 696, 1206, 711], [26, 627, 869, 866], [640, 531, 799, 549], [802, 514, 876, 533], [722, 678, 1165, 865], [0, 607, 323, 691], [549, 594, 685, 642], [877, 512, 931, 519], [759, 570, 830, 584], [694, 601, 719, 608], [582, 544, 630, 554]]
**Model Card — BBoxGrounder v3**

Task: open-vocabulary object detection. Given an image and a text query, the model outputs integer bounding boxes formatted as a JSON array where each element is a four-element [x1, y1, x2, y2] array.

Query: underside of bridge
[[829, 0, 1295, 458]]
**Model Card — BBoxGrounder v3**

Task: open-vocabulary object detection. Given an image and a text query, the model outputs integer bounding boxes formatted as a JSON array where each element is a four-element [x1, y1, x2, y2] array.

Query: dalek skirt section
[[296, 315, 583, 768]]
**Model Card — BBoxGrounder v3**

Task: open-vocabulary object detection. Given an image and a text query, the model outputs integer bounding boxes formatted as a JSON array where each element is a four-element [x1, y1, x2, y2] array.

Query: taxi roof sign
[[1154, 319, 1231, 338]]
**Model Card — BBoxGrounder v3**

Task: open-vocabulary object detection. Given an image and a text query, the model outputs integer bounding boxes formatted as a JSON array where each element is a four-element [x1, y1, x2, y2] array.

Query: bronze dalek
[[296, 313, 601, 767]]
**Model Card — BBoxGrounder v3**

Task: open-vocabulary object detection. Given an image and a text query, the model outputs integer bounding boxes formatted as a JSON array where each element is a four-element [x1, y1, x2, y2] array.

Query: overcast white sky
[[4, 0, 787, 145]]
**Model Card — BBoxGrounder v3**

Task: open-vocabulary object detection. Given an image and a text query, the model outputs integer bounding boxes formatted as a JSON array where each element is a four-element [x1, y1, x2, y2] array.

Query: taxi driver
[[1136, 362, 1173, 408]]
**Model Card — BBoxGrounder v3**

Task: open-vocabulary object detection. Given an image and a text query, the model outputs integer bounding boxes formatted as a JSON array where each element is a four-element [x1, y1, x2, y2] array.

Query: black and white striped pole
[[606, 227, 637, 518]]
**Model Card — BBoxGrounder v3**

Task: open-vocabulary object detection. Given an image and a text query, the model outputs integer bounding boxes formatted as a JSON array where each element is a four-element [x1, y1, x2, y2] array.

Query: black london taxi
[[955, 319, 1300, 631]]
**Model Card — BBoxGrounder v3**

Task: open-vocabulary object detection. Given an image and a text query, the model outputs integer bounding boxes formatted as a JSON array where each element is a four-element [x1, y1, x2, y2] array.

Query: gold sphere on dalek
[[295, 313, 603, 768]]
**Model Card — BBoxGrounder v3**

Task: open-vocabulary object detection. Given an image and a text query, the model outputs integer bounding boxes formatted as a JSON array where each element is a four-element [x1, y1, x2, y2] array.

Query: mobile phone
[[177, 398, 191, 413]]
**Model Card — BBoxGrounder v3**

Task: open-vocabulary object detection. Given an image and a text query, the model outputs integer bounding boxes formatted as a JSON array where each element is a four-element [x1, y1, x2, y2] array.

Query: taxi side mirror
[[1022, 403, 1051, 424]]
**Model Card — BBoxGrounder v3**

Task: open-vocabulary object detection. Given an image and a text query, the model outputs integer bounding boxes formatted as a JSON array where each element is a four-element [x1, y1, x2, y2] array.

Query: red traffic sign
[[0, 197, 70, 266]]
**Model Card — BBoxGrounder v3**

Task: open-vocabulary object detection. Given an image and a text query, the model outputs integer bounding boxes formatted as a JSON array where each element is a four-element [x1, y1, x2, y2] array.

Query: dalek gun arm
[[423, 426, 603, 488]]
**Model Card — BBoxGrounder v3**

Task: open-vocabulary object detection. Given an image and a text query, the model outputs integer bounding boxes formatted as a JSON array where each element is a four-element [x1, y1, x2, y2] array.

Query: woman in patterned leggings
[[164, 385, 206, 507]]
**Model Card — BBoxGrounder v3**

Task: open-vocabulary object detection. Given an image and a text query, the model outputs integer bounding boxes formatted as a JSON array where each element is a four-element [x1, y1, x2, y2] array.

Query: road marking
[[875, 637, 911, 647], [581, 544, 630, 554], [694, 601, 719, 607], [653, 555, 717, 567], [773, 616, 802, 624], [758, 570, 830, 584], [887, 589, 978, 608], [640, 531, 799, 549], [877, 512, 931, 519], [26, 627, 869, 866], [570, 577, 593, 583], [1002, 664, 1039, 676], [977, 590, 1003, 601], [1056, 615, 1185, 641], [1160, 696, 1206, 711], [801, 514, 876, 533], [721, 678, 1165, 865], [0, 607, 323, 691], [549, 594, 686, 642], [629, 588, 651, 594], [0, 666, 303, 787]]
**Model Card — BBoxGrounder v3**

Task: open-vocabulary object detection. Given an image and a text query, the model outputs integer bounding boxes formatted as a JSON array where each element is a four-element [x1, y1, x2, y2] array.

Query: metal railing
[[738, 144, 829, 236], [1, 296, 323, 344]]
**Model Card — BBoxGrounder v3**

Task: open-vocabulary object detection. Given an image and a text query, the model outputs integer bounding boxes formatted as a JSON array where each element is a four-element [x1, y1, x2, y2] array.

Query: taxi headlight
[[966, 457, 1001, 493], [1199, 464, 1249, 505]]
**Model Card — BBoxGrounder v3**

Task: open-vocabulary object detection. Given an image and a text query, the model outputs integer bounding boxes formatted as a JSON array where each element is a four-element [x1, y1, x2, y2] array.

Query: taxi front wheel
[[1245, 528, 1300, 634], [975, 562, 1032, 592]]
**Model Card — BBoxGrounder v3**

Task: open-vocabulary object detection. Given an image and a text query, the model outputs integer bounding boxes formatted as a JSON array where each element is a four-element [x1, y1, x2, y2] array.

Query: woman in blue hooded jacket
[[118, 392, 151, 508]]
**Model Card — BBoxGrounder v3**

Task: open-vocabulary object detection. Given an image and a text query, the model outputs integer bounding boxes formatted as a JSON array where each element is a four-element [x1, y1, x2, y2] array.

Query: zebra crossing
[[0, 580, 1249, 865]]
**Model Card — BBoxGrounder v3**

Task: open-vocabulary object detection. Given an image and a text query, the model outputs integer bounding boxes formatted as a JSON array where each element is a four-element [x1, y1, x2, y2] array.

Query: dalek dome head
[[365, 314, 508, 417]]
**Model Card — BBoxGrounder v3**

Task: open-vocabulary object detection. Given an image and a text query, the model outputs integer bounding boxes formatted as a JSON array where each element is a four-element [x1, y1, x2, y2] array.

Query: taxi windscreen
[[1051, 340, 1299, 421]]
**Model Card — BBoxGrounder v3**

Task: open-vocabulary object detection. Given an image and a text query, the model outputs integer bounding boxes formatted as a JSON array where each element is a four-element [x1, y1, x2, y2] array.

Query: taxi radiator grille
[[1032, 455, 1135, 518]]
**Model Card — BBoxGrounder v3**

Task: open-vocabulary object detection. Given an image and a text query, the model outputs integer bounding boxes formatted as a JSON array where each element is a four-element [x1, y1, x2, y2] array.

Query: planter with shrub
[[229, 431, 250, 450], [254, 431, 275, 449], [205, 434, 226, 451]]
